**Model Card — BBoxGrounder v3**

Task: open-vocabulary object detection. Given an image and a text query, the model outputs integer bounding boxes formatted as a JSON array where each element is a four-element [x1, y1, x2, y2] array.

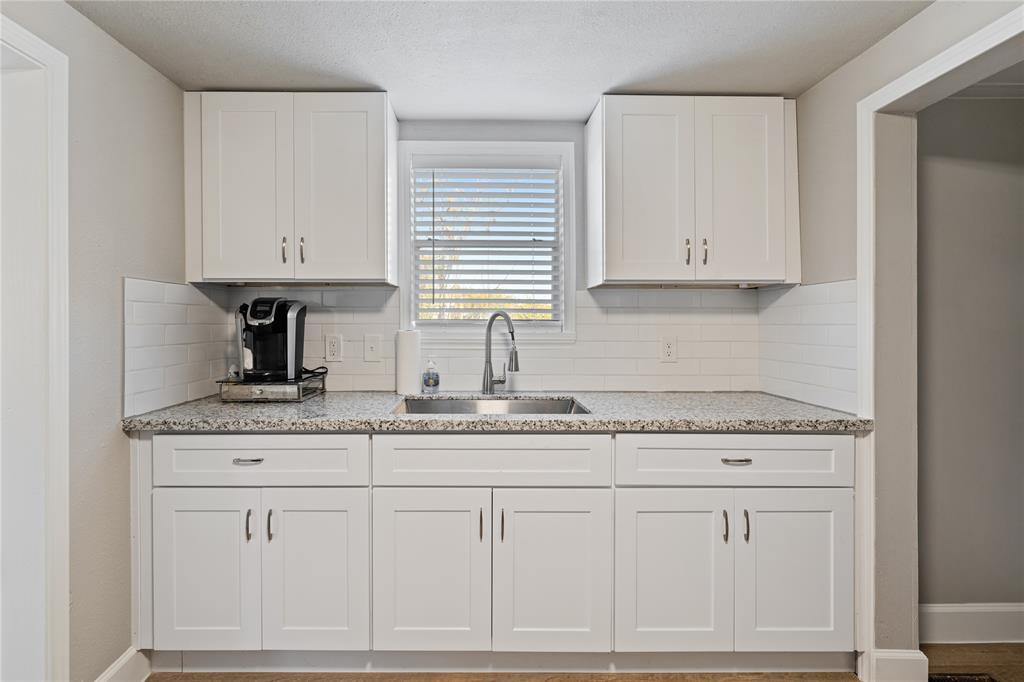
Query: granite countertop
[[121, 391, 871, 434]]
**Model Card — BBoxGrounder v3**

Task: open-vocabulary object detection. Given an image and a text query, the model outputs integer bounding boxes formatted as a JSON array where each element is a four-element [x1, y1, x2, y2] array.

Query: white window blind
[[412, 167, 563, 325]]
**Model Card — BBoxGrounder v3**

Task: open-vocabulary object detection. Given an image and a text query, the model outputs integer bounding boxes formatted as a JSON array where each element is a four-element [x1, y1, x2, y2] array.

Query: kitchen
[[1, 2, 1021, 682]]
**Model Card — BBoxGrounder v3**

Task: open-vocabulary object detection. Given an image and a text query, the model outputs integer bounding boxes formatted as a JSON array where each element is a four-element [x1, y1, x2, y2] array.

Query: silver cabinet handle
[[500, 508, 505, 543], [744, 509, 751, 543], [245, 509, 252, 542], [723, 510, 729, 543], [299, 237, 305, 264], [267, 509, 273, 542], [702, 238, 709, 265], [282, 236, 287, 263], [721, 457, 753, 466], [685, 238, 691, 265], [479, 508, 483, 542], [232, 458, 264, 466]]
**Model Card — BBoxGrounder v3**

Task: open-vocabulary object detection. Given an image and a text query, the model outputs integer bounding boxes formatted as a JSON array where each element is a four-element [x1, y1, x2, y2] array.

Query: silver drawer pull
[[232, 457, 264, 466], [721, 457, 753, 466]]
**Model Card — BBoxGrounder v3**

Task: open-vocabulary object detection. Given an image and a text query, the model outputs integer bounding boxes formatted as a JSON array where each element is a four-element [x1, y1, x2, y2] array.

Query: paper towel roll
[[395, 330, 422, 395]]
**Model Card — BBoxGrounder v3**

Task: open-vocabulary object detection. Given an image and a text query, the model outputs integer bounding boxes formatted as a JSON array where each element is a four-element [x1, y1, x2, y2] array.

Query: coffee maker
[[235, 297, 307, 381]]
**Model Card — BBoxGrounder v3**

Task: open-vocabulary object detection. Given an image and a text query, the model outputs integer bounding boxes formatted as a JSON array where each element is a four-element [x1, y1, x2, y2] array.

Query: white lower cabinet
[[153, 488, 262, 650], [372, 488, 493, 651], [372, 487, 613, 652], [615, 489, 734, 651], [614, 488, 854, 653], [262, 488, 370, 650], [153, 487, 369, 651], [492, 489, 612, 651], [733, 488, 854, 652]]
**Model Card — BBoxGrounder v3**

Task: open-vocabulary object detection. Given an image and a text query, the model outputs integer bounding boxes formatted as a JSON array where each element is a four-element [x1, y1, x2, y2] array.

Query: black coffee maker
[[235, 298, 307, 381]]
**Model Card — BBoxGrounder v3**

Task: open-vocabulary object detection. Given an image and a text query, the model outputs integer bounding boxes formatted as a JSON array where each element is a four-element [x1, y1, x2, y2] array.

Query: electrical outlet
[[325, 333, 342, 362], [364, 334, 381, 362], [660, 337, 677, 363]]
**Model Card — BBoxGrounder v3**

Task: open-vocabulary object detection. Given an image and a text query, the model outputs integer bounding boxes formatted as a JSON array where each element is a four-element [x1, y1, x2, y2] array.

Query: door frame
[[854, 6, 1023, 680], [0, 16, 70, 681]]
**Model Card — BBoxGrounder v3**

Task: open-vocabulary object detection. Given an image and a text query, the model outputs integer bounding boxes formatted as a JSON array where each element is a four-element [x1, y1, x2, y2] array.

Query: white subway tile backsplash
[[123, 278, 858, 413], [132, 302, 187, 325], [124, 278, 235, 416], [757, 280, 857, 412]]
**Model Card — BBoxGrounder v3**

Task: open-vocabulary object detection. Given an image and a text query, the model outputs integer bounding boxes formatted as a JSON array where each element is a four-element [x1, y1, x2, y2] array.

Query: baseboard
[[160, 650, 854, 673], [861, 648, 929, 682], [921, 603, 1024, 643], [95, 647, 150, 682]]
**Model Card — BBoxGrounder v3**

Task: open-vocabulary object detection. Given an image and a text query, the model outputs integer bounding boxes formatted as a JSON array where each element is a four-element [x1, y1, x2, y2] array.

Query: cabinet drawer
[[372, 434, 612, 486], [615, 434, 853, 487], [153, 434, 369, 486]]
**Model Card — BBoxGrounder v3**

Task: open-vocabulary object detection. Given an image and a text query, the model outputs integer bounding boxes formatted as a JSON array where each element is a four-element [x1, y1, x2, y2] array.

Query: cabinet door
[[694, 97, 785, 281], [294, 92, 390, 281], [614, 489, 734, 651], [201, 92, 294, 279], [492, 489, 613, 651], [152, 488, 261, 650], [261, 488, 369, 650], [603, 95, 696, 281], [372, 488, 492, 651], [734, 489, 854, 651]]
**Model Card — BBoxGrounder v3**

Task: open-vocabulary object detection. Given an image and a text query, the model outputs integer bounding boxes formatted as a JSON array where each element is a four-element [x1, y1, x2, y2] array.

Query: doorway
[[0, 17, 69, 681], [916, 64, 1024, 671]]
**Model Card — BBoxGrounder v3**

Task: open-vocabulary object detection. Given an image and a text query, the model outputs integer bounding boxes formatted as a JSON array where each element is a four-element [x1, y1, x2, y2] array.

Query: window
[[400, 141, 574, 337]]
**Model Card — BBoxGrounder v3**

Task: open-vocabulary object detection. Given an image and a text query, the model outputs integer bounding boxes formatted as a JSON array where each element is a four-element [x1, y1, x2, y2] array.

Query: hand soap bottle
[[422, 359, 440, 394]]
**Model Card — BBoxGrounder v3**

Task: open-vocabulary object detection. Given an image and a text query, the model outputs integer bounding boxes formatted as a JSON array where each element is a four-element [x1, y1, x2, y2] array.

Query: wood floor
[[147, 644, 1024, 682], [923, 643, 1024, 682]]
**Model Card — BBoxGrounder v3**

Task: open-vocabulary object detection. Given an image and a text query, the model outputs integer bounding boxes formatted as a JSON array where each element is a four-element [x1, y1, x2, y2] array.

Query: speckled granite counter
[[121, 391, 871, 434]]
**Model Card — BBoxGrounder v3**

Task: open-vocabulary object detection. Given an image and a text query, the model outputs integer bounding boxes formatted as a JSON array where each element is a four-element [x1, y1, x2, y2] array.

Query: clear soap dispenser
[[422, 359, 440, 394]]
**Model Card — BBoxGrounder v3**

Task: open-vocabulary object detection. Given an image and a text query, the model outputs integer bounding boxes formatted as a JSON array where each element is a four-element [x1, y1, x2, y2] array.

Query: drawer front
[[615, 434, 853, 487], [153, 434, 369, 486], [373, 434, 613, 486]]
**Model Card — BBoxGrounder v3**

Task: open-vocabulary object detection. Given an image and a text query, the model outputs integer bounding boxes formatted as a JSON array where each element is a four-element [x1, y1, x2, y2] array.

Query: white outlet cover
[[364, 334, 382, 362], [325, 333, 342, 362], [660, 337, 677, 363]]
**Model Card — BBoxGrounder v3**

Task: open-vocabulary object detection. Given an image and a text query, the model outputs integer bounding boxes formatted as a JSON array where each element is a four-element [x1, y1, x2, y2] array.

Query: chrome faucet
[[482, 311, 520, 394]]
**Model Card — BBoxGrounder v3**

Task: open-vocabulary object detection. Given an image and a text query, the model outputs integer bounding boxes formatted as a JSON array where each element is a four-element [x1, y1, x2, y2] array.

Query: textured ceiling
[[70, 0, 931, 120]]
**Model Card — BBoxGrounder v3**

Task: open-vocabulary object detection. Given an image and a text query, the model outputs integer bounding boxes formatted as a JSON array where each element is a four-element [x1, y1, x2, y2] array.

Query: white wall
[[917, 98, 1024, 610], [796, 1, 1020, 284], [0, 2, 185, 679]]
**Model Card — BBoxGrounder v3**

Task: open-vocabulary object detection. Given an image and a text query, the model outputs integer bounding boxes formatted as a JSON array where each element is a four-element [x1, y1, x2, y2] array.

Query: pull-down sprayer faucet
[[482, 311, 519, 394]]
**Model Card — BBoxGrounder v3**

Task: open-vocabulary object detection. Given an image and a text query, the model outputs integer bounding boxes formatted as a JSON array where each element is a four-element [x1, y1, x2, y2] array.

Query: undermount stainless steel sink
[[393, 398, 590, 415]]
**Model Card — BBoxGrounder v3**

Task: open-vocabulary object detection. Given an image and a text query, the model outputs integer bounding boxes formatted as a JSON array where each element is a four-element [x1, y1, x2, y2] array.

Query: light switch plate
[[364, 334, 381, 362], [325, 334, 342, 362]]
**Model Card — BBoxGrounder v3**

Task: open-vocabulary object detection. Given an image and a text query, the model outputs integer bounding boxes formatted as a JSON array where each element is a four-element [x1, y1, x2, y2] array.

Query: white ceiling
[[70, 0, 930, 120]]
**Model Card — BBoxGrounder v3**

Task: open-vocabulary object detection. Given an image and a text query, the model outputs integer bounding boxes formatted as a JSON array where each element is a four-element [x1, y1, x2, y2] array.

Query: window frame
[[398, 140, 576, 347]]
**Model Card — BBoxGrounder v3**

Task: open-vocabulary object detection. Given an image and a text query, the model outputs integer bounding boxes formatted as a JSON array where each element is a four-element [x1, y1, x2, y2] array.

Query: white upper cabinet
[[187, 91, 397, 284], [586, 94, 800, 286], [596, 96, 696, 282], [695, 97, 785, 281], [200, 92, 294, 281], [492, 489, 612, 652], [294, 93, 396, 282]]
